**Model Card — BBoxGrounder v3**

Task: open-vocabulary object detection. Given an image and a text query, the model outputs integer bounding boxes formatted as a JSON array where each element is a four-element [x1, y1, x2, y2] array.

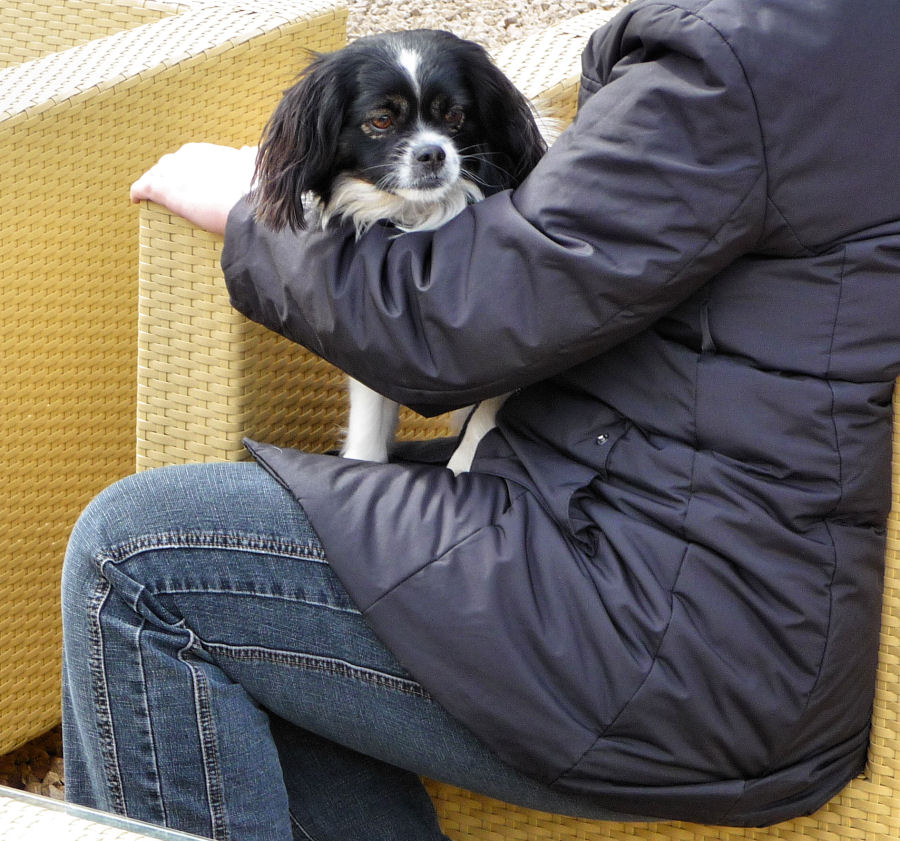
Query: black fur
[[251, 29, 547, 232]]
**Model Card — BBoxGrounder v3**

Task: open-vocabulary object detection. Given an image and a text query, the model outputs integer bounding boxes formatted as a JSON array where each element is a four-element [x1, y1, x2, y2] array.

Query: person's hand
[[130, 143, 258, 235]]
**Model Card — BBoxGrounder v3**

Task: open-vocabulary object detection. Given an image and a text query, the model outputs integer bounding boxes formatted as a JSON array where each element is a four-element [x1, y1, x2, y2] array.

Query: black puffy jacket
[[222, 0, 900, 825]]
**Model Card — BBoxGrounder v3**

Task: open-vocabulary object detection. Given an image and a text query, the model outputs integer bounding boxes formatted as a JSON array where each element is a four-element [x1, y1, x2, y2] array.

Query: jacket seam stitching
[[722, 253, 848, 818], [691, 3, 816, 253], [644, 1, 773, 247], [364, 521, 498, 611], [825, 247, 848, 515], [581, 4, 769, 340], [558, 329, 703, 772], [593, 0, 768, 201], [551, 543, 691, 786], [382, 168, 766, 410], [362, 481, 526, 614]]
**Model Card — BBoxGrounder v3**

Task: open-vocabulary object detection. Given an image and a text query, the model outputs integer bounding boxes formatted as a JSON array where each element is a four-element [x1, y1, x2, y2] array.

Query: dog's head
[[251, 29, 547, 232]]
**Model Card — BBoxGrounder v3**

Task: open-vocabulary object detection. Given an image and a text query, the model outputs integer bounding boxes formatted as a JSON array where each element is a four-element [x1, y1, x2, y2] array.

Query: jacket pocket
[[566, 417, 632, 553]]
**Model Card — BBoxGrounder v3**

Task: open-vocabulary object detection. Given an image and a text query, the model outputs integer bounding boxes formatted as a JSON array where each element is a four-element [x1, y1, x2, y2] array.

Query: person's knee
[[61, 461, 318, 619], [62, 472, 151, 613]]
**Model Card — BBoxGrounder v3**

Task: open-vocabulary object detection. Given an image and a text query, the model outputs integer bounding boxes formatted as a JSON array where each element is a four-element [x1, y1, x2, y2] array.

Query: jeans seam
[[91, 522, 426, 838], [87, 574, 127, 815], [98, 529, 360, 620], [161, 589, 361, 616], [204, 642, 431, 699], [102, 530, 327, 567], [136, 615, 168, 828], [95, 547, 235, 839], [179, 640, 230, 841]]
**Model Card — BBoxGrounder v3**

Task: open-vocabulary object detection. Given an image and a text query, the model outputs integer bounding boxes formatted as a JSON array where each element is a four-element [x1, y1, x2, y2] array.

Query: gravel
[[347, 0, 629, 54]]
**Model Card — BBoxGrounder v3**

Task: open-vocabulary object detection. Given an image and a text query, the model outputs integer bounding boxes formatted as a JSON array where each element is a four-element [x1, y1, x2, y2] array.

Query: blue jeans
[[62, 461, 637, 840]]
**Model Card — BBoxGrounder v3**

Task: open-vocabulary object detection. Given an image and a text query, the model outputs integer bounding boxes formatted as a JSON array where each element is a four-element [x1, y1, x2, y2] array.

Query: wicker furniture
[[135, 8, 900, 840], [0, 0, 347, 756]]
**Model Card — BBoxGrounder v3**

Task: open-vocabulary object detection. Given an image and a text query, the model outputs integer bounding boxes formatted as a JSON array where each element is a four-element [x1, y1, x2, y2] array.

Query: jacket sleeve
[[221, 4, 766, 416]]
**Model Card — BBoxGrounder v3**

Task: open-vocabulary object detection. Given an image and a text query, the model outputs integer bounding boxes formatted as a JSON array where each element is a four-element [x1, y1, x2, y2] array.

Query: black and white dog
[[251, 29, 546, 471]]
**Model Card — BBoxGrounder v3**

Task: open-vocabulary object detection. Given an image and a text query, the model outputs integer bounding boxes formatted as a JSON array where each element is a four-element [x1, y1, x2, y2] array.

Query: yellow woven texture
[[0, 1, 182, 67], [0, 0, 347, 755], [493, 8, 618, 128], [133, 7, 900, 839]]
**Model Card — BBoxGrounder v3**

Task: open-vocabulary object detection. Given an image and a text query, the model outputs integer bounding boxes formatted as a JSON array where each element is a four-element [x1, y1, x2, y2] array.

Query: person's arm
[[130, 143, 257, 234], [220, 9, 767, 417]]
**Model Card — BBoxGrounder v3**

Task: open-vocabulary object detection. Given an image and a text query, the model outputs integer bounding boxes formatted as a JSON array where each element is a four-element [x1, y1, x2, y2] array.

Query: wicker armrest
[[0, 1, 345, 122], [493, 9, 618, 127], [0, 0, 347, 756]]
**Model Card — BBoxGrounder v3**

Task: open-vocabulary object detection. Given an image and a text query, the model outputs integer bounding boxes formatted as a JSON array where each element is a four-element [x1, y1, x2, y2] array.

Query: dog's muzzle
[[400, 134, 460, 193]]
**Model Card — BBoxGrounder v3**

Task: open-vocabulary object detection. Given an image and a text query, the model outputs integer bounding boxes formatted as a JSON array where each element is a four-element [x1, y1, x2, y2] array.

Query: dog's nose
[[415, 144, 446, 170]]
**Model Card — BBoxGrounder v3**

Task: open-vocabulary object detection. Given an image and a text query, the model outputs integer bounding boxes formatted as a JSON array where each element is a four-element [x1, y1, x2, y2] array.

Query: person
[[62, 0, 900, 838]]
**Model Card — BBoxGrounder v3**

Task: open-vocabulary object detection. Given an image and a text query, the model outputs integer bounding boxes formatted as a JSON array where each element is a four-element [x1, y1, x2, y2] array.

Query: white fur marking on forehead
[[397, 48, 422, 97]]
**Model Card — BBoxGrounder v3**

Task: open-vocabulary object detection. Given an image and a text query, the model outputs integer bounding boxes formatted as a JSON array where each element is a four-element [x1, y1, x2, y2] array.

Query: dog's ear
[[251, 52, 345, 232], [464, 45, 547, 192]]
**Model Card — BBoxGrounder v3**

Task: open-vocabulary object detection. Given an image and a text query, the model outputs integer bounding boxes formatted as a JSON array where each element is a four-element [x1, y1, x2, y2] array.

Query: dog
[[251, 29, 546, 471]]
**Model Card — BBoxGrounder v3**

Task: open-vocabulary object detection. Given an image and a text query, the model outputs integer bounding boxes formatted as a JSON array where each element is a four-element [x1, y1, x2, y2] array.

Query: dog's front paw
[[340, 443, 389, 463], [446, 442, 475, 475]]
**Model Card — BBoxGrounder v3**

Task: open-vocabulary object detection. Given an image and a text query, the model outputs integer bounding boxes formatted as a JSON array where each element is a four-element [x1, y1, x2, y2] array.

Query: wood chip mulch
[[0, 725, 65, 800]]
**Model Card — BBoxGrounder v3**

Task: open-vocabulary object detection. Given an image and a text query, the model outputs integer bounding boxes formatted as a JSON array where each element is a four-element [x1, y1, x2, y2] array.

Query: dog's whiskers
[[462, 155, 519, 186]]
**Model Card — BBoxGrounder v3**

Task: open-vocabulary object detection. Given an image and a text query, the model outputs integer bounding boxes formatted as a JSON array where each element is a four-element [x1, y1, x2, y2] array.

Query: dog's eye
[[369, 114, 393, 131], [444, 106, 465, 130]]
